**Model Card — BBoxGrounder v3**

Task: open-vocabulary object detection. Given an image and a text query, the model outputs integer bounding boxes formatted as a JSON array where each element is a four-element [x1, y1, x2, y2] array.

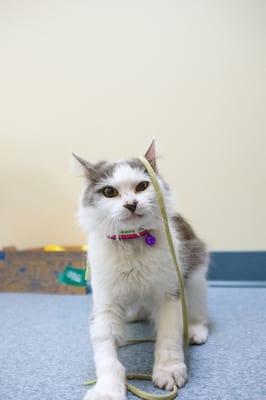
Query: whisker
[[109, 217, 116, 238], [148, 209, 169, 225]]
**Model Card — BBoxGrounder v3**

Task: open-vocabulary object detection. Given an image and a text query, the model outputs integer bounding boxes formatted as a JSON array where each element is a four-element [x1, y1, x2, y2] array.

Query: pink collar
[[108, 229, 156, 246]]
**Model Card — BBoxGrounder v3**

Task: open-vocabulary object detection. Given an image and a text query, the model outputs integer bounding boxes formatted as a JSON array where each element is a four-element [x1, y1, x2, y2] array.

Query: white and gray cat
[[74, 141, 209, 400]]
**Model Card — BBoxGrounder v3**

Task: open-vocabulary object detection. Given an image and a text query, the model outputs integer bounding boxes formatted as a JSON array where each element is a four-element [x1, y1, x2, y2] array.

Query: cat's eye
[[135, 181, 150, 192], [102, 186, 119, 198]]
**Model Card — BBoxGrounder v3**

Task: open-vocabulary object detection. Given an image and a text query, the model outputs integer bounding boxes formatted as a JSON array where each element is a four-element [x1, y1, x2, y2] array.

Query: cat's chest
[[111, 242, 174, 299], [89, 234, 178, 301], [113, 240, 165, 271]]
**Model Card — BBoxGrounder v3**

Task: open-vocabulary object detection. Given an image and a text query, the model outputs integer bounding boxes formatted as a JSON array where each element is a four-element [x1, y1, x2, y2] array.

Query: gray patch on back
[[172, 214, 209, 278], [172, 214, 197, 241]]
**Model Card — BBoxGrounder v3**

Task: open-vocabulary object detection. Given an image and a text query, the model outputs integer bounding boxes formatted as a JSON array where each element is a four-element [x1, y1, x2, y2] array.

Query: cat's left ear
[[72, 153, 98, 181], [144, 139, 158, 172]]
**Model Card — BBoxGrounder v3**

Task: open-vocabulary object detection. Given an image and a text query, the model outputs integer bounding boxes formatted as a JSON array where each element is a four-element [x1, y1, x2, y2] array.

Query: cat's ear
[[72, 153, 97, 181], [144, 139, 157, 172]]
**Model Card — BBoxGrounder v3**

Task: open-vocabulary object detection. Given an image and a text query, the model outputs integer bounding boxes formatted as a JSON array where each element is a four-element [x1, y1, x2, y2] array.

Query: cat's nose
[[123, 201, 138, 213]]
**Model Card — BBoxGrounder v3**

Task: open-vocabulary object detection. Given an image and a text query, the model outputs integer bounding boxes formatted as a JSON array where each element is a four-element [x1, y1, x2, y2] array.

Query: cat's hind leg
[[186, 267, 209, 345]]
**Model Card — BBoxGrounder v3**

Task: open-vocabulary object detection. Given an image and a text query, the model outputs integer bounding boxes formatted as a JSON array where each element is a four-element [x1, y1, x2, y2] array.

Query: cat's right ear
[[72, 153, 97, 181], [144, 139, 158, 172]]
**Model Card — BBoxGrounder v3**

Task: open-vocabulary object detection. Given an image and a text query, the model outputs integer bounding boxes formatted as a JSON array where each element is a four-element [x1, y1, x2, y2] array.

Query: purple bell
[[145, 233, 156, 246]]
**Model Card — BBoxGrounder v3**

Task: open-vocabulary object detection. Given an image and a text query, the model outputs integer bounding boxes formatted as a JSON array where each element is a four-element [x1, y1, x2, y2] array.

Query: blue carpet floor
[[0, 288, 265, 400]]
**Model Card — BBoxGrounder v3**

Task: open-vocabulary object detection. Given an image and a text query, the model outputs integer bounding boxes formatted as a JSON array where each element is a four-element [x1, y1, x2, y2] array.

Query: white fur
[[79, 162, 208, 400]]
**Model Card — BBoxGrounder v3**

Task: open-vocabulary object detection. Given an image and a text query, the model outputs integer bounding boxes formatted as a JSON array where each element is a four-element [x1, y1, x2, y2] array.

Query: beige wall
[[0, 0, 265, 251]]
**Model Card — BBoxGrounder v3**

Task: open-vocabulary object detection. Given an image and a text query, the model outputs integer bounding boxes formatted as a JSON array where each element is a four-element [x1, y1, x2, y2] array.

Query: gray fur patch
[[172, 214, 197, 241], [90, 161, 117, 185], [179, 239, 209, 279], [82, 160, 117, 207], [82, 186, 99, 207], [126, 158, 148, 174], [172, 214, 209, 278]]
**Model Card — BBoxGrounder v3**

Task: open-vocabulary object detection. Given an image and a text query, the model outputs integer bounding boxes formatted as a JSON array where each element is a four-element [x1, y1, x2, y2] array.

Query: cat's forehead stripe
[[90, 159, 146, 183], [90, 159, 146, 185], [106, 162, 148, 187], [90, 161, 116, 185]]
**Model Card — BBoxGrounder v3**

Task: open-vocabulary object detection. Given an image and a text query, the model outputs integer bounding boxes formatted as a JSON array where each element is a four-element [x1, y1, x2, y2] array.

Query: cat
[[74, 140, 209, 400]]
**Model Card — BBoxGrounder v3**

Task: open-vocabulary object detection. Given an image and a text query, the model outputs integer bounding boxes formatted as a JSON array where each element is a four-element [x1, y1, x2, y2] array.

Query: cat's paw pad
[[152, 362, 187, 390], [83, 387, 126, 400], [189, 323, 208, 345]]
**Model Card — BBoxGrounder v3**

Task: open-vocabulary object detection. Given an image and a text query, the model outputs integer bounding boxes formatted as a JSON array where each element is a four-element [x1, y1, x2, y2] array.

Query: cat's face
[[75, 142, 171, 236]]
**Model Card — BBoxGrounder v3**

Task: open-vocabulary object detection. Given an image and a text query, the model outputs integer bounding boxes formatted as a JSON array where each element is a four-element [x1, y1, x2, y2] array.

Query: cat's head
[[74, 140, 172, 236]]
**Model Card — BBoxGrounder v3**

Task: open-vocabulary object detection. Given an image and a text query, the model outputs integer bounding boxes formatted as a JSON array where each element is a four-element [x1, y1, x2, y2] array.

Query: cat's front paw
[[152, 362, 187, 390], [83, 385, 126, 400]]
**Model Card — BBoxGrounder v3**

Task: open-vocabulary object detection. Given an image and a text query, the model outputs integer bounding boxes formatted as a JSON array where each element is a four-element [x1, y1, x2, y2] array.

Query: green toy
[[58, 265, 87, 287]]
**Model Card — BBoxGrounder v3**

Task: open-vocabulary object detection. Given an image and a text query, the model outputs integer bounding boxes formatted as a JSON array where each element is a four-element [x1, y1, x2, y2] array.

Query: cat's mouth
[[123, 213, 143, 222]]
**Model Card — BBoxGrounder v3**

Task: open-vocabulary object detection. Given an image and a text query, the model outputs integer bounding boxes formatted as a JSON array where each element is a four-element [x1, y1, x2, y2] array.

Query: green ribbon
[[85, 374, 178, 400], [138, 156, 189, 346]]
